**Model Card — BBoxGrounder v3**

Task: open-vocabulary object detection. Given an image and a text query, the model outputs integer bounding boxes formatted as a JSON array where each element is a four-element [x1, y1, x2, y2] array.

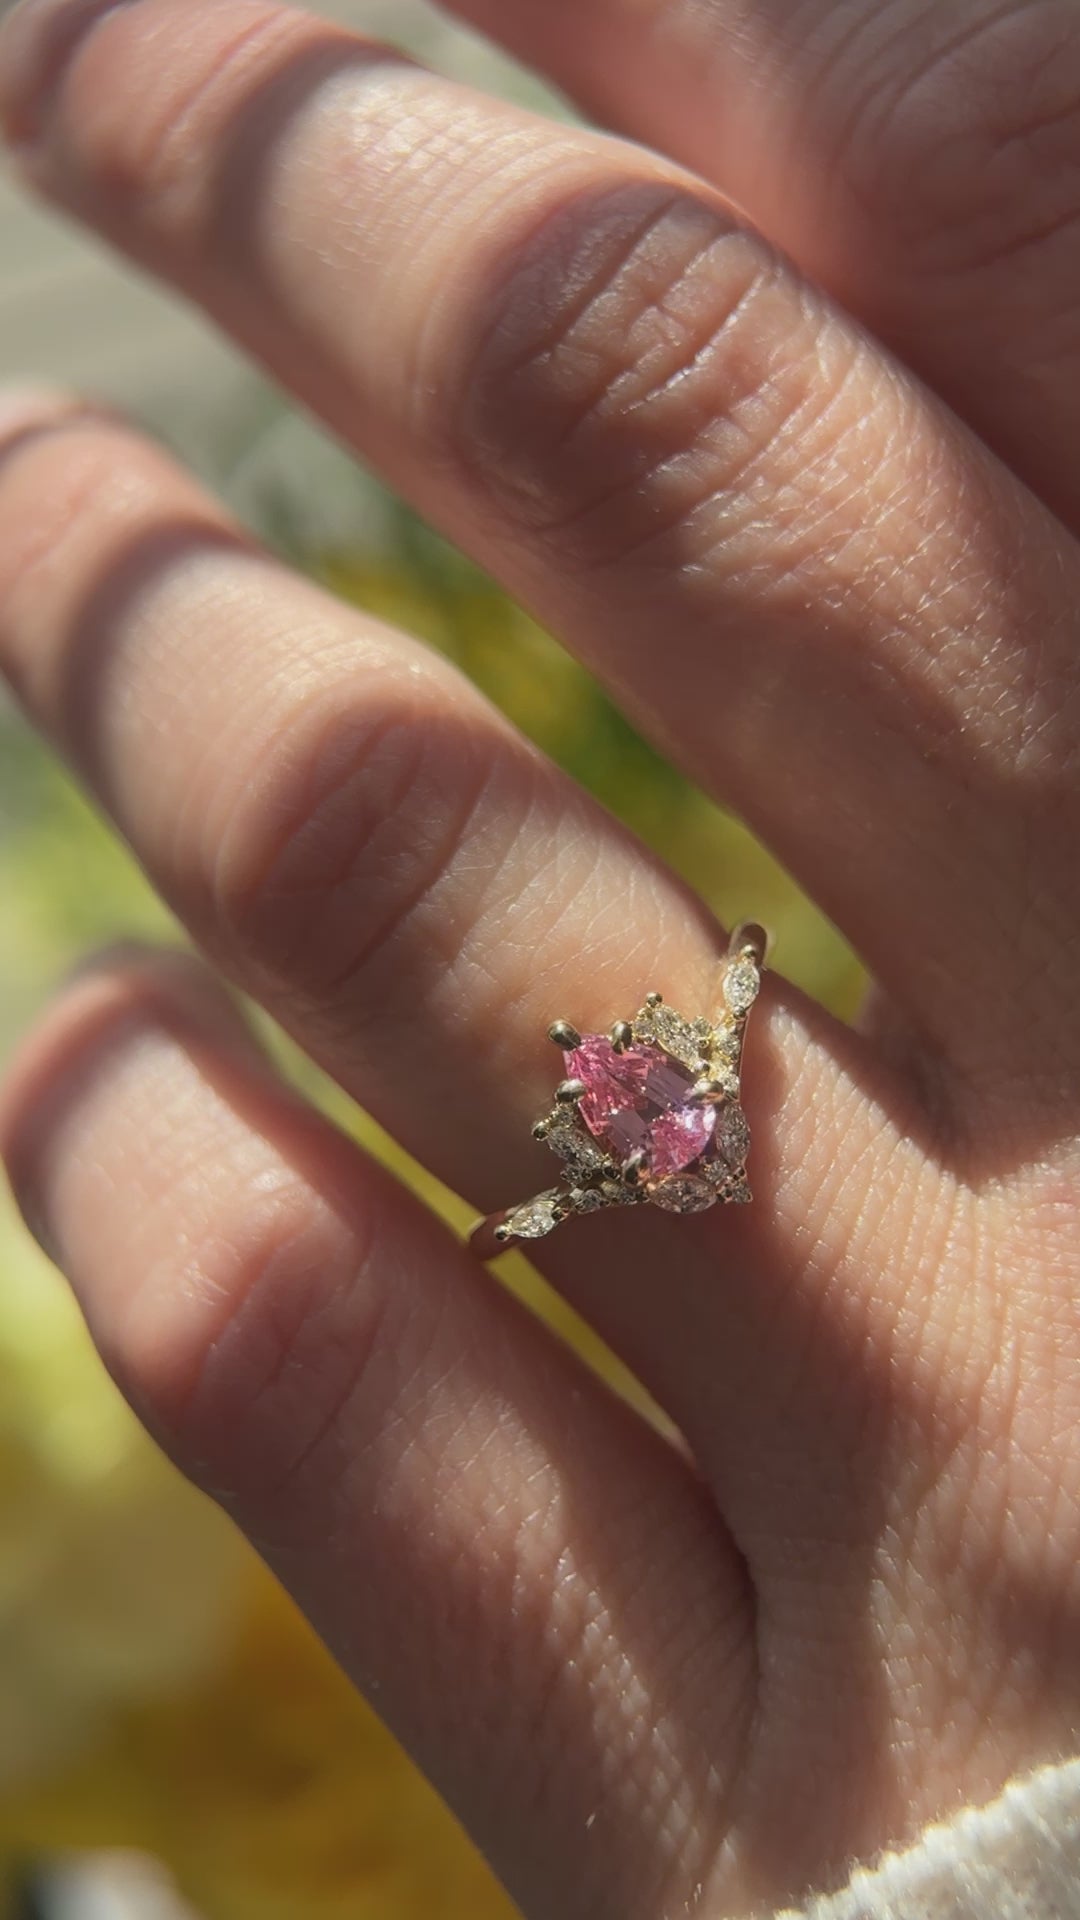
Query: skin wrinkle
[[160, 1193, 370, 1456], [472, 189, 695, 396], [563, 225, 761, 416], [453, 165, 1068, 825], [164, 613, 371, 918], [942, 193, 1080, 279], [51, 5, 325, 221], [458, 1448, 738, 1915], [7, 2, 1080, 1907], [838, 0, 1069, 229], [132, 1175, 386, 1478], [352, 1278, 752, 1844], [10, 1012, 359, 1441], [0, 0, 135, 146], [821, 0, 1031, 209], [541, 1559, 708, 1913], [209, 684, 490, 995], [0, 435, 178, 712], [809, 0, 1080, 289], [550, 321, 830, 578], [439, 0, 1080, 529], [452, 187, 744, 512], [290, 74, 626, 456]]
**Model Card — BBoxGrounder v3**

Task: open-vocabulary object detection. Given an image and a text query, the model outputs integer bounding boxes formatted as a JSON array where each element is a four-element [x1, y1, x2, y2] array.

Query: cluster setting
[[491, 927, 765, 1250]]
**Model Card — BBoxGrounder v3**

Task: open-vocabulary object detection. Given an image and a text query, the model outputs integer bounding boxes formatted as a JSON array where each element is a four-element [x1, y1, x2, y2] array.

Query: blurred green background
[[0, 3, 863, 1914]]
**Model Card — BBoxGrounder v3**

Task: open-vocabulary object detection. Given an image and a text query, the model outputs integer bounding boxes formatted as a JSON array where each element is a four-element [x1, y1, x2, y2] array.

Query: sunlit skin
[[1, 0, 1080, 1914]]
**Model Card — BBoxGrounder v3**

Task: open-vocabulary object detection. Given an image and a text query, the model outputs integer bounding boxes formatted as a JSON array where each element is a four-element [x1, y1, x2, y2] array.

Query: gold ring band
[[470, 922, 767, 1260]]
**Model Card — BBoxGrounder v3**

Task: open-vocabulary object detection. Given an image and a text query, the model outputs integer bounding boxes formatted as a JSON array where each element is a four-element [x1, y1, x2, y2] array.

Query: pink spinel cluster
[[565, 1035, 716, 1180]]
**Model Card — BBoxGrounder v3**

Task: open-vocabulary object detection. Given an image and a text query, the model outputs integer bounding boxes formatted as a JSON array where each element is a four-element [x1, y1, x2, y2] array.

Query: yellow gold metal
[[730, 922, 767, 967], [548, 1020, 581, 1050], [469, 921, 768, 1259], [689, 1077, 727, 1104]]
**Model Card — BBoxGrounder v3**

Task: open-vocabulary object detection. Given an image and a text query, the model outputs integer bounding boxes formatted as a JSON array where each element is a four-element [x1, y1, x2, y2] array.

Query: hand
[[2, 1, 1079, 1914]]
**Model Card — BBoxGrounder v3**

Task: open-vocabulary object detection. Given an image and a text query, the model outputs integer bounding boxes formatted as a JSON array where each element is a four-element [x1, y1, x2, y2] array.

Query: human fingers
[[440, 0, 1080, 533], [0, 394, 1046, 1900], [0, 946, 756, 1920], [3, 0, 1079, 1109], [0, 393, 874, 1451]]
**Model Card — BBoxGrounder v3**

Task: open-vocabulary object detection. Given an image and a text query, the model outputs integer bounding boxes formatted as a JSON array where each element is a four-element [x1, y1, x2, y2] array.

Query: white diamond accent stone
[[715, 1105, 751, 1166], [545, 1113, 608, 1178], [724, 959, 760, 1016], [570, 1187, 606, 1212], [633, 1003, 703, 1069], [649, 1175, 716, 1214], [710, 1024, 741, 1066], [506, 1194, 561, 1240], [601, 1180, 632, 1204]]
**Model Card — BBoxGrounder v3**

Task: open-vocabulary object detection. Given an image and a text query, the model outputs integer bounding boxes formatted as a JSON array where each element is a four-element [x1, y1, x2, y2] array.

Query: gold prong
[[690, 1077, 726, 1104], [556, 1078, 587, 1105], [548, 1020, 581, 1050], [729, 922, 768, 967], [610, 1019, 633, 1053], [470, 1212, 517, 1259], [622, 1151, 646, 1188], [532, 1118, 552, 1141], [645, 990, 663, 1008]]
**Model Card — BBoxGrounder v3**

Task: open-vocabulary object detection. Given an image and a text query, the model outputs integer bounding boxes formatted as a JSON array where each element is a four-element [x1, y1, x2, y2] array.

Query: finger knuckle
[[837, 0, 1080, 276], [0, 421, 133, 671], [129, 1182, 390, 1518], [448, 180, 830, 570], [207, 672, 492, 1025], [56, 1, 302, 226]]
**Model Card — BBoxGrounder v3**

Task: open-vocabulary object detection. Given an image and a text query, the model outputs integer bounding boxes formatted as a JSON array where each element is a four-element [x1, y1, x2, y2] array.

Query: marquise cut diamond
[[506, 1194, 561, 1240]]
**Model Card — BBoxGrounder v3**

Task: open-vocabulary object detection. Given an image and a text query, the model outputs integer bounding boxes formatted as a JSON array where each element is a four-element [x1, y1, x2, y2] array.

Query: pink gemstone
[[565, 1036, 716, 1179]]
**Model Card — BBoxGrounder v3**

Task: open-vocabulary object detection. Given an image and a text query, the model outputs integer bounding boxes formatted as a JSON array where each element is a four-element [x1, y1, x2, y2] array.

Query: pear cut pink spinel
[[565, 1036, 715, 1180]]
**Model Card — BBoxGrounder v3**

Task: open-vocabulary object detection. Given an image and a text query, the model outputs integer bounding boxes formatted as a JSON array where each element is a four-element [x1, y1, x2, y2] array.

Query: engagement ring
[[471, 923, 767, 1258]]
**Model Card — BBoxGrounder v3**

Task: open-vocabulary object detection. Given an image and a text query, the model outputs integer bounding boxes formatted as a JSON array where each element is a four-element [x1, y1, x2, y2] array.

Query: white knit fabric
[[778, 1758, 1080, 1918]]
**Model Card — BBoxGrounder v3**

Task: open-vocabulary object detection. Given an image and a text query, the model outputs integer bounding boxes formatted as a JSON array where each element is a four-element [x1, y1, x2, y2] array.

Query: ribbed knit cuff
[[777, 1757, 1080, 1919]]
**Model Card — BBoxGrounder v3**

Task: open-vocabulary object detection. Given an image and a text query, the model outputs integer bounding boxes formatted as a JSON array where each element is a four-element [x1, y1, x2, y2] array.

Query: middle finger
[[4, 0, 1080, 1104]]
